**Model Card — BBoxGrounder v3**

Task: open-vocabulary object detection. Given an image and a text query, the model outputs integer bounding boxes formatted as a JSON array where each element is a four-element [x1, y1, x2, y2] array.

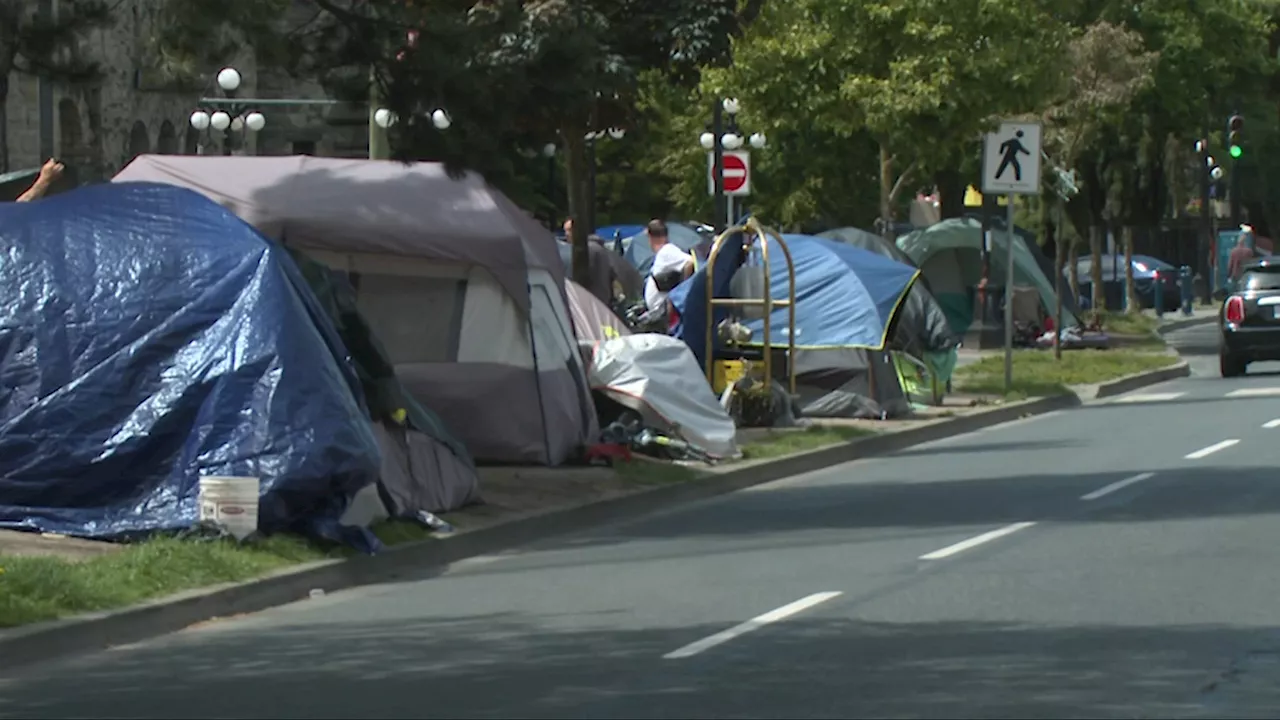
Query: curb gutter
[[1092, 360, 1191, 400], [0, 394, 1078, 671]]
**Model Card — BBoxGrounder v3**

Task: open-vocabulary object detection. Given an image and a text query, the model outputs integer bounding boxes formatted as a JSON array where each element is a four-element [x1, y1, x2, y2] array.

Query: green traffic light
[[1231, 144, 1243, 158]]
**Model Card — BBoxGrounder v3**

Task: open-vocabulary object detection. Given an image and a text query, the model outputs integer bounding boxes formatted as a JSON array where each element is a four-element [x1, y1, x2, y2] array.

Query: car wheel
[[1220, 352, 1246, 377]]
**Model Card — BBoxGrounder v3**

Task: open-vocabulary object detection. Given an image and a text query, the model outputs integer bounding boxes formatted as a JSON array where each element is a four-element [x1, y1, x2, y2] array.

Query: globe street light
[[431, 108, 451, 130], [374, 108, 397, 129], [244, 112, 266, 132], [190, 66, 263, 155], [216, 67, 242, 93]]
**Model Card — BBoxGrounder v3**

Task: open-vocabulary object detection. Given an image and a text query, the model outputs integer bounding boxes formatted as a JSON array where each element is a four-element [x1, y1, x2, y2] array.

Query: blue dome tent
[[670, 233, 921, 419]]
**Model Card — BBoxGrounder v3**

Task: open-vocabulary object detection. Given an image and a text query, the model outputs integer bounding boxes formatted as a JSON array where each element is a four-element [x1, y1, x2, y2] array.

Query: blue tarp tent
[[0, 183, 381, 542], [669, 233, 921, 418]]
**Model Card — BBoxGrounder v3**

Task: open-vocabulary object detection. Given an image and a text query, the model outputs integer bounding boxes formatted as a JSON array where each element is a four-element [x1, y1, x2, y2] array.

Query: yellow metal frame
[[703, 217, 798, 395]]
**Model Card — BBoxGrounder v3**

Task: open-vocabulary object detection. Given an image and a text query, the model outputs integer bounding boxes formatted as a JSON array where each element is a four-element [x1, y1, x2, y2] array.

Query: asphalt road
[[5, 321, 1280, 719]]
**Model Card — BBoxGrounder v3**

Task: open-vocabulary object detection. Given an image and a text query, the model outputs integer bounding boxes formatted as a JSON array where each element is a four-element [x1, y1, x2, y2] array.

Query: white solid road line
[[1080, 472, 1156, 501], [1185, 439, 1240, 460], [662, 592, 843, 659], [1226, 387, 1280, 398], [1110, 392, 1185, 404], [1264, 419, 1280, 429], [918, 522, 1037, 561]]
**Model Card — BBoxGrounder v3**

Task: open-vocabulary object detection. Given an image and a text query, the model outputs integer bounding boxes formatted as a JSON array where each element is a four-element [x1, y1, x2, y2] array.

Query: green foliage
[[141, 0, 1280, 244], [654, 0, 1071, 228]]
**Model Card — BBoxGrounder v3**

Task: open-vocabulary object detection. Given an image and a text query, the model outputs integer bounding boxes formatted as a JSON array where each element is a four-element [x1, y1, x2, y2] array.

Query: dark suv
[[1220, 258, 1280, 376]]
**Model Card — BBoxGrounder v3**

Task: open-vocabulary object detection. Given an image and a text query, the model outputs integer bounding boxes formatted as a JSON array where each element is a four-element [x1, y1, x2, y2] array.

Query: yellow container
[[712, 359, 748, 395]]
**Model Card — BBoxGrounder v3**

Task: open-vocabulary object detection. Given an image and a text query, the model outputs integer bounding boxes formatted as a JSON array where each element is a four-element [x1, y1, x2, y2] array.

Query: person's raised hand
[[38, 158, 65, 183]]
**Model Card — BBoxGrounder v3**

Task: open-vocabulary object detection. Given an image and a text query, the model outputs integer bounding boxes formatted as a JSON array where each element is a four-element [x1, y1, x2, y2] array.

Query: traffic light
[[1228, 114, 1245, 158]]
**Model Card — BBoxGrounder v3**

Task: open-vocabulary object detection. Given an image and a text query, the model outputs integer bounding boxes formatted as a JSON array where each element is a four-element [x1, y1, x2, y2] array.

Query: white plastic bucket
[[198, 476, 260, 541]]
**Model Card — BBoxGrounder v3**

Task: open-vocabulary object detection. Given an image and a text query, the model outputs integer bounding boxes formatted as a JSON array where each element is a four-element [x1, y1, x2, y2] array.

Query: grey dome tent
[[818, 227, 959, 355], [114, 154, 597, 467]]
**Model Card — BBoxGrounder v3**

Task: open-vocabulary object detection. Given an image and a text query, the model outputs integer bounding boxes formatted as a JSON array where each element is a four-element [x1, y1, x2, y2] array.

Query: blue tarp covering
[[0, 183, 382, 543], [669, 233, 919, 369]]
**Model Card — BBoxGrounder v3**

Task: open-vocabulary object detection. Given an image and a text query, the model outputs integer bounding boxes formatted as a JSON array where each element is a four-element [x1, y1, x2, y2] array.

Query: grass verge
[[742, 425, 877, 460], [0, 426, 881, 629], [0, 535, 334, 629], [955, 349, 1179, 399], [1096, 310, 1159, 336]]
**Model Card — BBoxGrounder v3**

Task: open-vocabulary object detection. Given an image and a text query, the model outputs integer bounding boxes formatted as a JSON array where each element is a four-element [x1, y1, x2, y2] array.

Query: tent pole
[[525, 286, 555, 465]]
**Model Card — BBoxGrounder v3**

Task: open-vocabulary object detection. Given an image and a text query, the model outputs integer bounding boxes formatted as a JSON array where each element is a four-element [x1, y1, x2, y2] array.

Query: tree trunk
[[1089, 225, 1105, 312], [1122, 225, 1137, 313], [934, 166, 965, 220], [878, 144, 894, 239], [562, 125, 591, 287], [1048, 202, 1063, 360], [0, 70, 9, 173]]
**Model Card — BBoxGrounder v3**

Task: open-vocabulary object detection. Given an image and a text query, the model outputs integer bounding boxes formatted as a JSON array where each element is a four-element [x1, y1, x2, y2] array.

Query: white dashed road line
[[662, 592, 843, 659], [918, 522, 1037, 561], [1226, 387, 1280, 398], [1080, 472, 1156, 501], [1185, 439, 1240, 460], [1264, 419, 1280, 429]]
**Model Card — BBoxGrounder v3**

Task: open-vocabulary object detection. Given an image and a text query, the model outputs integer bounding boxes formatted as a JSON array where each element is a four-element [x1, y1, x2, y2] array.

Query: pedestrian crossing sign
[[982, 121, 1042, 195]]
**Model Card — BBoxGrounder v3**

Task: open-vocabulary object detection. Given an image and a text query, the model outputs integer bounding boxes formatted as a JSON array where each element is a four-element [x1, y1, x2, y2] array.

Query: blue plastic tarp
[[0, 183, 381, 544], [669, 233, 919, 368]]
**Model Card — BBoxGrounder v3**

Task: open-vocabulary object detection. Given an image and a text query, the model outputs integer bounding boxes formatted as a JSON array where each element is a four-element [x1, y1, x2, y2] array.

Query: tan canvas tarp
[[113, 155, 561, 307], [566, 280, 630, 345]]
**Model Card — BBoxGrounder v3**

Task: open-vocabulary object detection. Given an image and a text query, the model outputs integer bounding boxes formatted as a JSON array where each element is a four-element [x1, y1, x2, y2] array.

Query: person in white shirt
[[643, 219, 694, 314]]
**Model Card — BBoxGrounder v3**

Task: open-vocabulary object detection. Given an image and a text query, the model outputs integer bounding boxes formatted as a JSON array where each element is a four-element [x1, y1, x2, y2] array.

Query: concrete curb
[[1092, 360, 1192, 400], [0, 394, 1078, 672], [1156, 315, 1216, 335]]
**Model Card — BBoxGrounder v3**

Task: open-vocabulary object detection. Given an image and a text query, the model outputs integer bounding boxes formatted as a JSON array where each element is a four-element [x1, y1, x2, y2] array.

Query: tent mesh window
[[352, 272, 466, 364]]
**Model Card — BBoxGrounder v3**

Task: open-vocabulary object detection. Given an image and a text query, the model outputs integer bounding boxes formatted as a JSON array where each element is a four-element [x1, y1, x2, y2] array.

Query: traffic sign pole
[[980, 120, 1043, 395], [1004, 196, 1015, 392]]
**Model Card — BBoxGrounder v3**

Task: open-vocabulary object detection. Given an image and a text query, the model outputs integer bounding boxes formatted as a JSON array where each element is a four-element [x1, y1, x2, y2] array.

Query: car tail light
[[1226, 296, 1245, 324]]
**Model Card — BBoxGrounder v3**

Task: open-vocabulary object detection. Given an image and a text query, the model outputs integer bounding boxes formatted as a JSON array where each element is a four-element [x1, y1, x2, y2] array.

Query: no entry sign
[[707, 150, 751, 196]]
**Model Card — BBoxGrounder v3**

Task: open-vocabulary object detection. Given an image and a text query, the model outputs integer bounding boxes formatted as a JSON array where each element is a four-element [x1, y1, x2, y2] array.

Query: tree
[[297, 0, 759, 286], [0, 0, 111, 172], [1055, 1, 1272, 312], [660, 0, 1070, 237], [1039, 20, 1155, 313]]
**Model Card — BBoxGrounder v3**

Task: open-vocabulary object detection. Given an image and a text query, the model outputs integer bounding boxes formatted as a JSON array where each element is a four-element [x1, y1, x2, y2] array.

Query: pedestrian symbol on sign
[[996, 130, 1031, 182]]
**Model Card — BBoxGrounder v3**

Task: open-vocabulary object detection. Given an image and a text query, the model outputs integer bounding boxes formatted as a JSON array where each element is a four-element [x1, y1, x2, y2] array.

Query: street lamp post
[[188, 68, 265, 155], [699, 98, 766, 233], [543, 142, 558, 223], [584, 127, 625, 232], [1196, 138, 1224, 301]]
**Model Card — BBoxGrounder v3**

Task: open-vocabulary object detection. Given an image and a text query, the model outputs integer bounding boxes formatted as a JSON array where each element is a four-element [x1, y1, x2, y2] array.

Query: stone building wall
[[4, 0, 366, 183]]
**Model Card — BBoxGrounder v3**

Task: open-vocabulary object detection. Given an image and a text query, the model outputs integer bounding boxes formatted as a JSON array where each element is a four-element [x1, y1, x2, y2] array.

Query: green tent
[[896, 218, 1080, 335]]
